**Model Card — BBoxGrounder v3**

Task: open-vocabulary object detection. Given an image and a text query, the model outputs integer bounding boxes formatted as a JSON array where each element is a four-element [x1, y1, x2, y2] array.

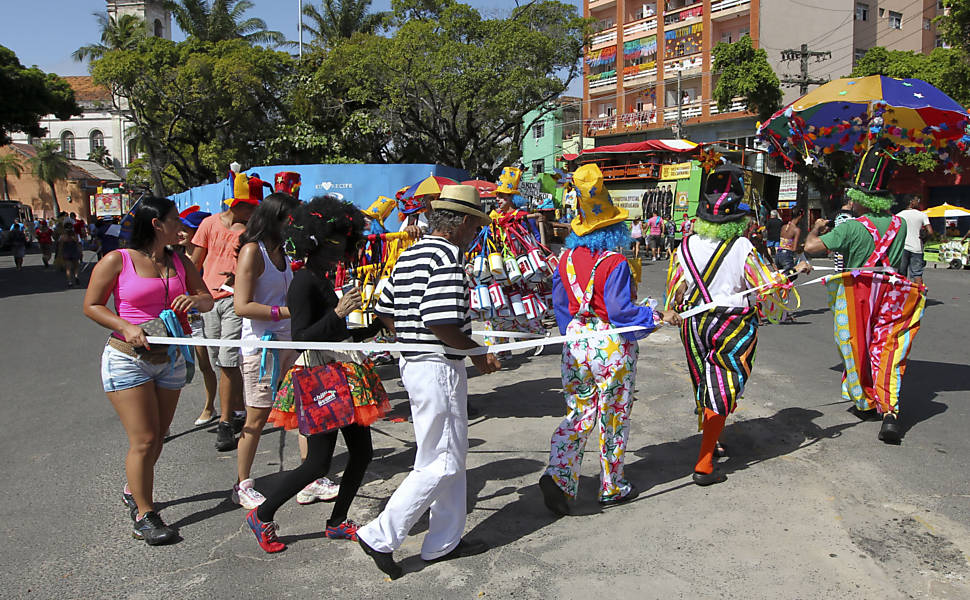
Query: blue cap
[[180, 211, 211, 229]]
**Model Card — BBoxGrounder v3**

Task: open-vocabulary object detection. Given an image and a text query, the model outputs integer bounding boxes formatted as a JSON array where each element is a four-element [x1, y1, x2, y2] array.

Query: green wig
[[846, 188, 892, 213], [693, 217, 750, 241]]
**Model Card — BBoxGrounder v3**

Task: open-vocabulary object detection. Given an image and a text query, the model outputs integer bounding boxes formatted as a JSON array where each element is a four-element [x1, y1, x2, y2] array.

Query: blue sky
[[4, 0, 583, 79]]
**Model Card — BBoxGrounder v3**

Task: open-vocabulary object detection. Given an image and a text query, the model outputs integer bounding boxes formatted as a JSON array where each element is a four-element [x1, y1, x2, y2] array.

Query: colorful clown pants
[[483, 315, 545, 347], [680, 306, 758, 425], [545, 318, 638, 501], [826, 273, 925, 415]]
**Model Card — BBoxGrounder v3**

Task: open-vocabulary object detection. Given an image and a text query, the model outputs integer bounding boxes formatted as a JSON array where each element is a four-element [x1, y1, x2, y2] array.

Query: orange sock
[[695, 408, 727, 474]]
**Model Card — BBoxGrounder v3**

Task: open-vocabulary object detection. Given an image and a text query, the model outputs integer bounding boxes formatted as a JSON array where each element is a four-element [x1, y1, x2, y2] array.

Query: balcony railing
[[589, 75, 618, 89], [623, 67, 658, 83], [664, 3, 703, 26], [619, 110, 658, 127], [664, 55, 703, 75], [663, 103, 703, 122], [590, 30, 617, 47], [585, 116, 617, 134], [711, 0, 750, 15], [599, 162, 664, 180], [623, 18, 657, 38], [709, 98, 749, 115]]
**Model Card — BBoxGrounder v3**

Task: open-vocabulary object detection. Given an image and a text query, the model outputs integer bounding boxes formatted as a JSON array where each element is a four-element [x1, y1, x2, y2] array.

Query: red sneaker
[[246, 509, 285, 553], [325, 519, 360, 541]]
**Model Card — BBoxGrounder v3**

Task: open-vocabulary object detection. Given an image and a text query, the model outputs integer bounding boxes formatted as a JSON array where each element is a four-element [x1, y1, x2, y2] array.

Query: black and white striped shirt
[[375, 235, 470, 359]]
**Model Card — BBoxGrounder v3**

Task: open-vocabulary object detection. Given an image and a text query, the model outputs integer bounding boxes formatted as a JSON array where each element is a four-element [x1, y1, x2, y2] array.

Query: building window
[[127, 138, 139, 165], [855, 3, 869, 21], [60, 131, 75, 159], [534, 121, 545, 139], [90, 130, 105, 149], [889, 11, 902, 29], [854, 48, 868, 64], [154, 19, 164, 38], [531, 159, 545, 176]]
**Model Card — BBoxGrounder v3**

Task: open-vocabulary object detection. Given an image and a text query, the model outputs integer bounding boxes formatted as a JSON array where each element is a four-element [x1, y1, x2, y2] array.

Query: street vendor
[[804, 149, 925, 444], [667, 164, 808, 485], [539, 163, 677, 516]]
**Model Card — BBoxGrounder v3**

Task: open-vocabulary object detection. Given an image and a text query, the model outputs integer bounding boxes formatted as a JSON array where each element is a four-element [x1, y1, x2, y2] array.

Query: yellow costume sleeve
[[664, 249, 686, 310]]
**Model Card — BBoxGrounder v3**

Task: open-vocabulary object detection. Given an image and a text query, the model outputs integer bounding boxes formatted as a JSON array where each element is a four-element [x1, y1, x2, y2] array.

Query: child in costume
[[666, 164, 806, 485], [804, 148, 924, 444], [538, 163, 677, 516]]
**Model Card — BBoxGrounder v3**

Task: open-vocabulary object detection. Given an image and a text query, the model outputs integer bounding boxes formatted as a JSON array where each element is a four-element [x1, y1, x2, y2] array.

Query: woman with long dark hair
[[83, 196, 213, 545], [245, 195, 389, 553], [231, 193, 301, 509]]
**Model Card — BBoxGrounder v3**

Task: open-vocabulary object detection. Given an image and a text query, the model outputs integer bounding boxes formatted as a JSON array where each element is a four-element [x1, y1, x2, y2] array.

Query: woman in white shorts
[[231, 193, 302, 509]]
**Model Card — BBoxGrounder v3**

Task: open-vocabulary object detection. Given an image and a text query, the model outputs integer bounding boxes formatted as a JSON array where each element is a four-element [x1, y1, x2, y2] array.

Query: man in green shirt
[[804, 187, 925, 445]]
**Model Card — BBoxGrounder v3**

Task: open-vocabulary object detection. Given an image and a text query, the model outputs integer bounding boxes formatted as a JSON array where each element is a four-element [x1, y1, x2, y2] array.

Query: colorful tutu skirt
[[268, 360, 390, 430]]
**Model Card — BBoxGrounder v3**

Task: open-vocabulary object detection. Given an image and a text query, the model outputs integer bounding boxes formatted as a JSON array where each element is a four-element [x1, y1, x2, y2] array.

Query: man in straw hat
[[804, 148, 925, 444], [539, 164, 678, 516], [667, 164, 808, 486], [357, 185, 500, 579]]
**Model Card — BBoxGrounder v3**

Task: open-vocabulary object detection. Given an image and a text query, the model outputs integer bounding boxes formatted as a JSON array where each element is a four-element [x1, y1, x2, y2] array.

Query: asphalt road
[[2, 247, 969, 599]]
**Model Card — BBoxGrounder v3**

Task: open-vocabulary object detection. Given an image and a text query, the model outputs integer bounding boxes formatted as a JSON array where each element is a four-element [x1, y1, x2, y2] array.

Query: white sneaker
[[232, 478, 266, 509], [296, 477, 339, 505]]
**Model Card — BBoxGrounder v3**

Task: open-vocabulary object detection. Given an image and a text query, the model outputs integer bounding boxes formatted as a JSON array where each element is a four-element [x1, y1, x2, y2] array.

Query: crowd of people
[[6, 211, 121, 286], [74, 157, 925, 583]]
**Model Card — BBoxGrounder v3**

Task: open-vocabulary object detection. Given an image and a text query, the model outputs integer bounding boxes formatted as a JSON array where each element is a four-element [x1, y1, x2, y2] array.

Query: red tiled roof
[[61, 76, 112, 103]]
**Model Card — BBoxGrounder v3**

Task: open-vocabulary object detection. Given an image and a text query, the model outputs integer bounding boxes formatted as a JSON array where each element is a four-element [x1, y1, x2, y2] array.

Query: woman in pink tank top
[[83, 197, 213, 546]]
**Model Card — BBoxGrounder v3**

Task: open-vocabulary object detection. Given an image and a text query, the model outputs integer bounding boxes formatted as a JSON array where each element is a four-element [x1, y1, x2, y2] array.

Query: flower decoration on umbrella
[[757, 75, 970, 168]]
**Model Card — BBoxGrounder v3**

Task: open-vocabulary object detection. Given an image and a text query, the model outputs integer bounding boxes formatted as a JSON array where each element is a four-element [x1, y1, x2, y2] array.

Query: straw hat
[[495, 166, 522, 195], [570, 164, 627, 236], [431, 185, 491, 225]]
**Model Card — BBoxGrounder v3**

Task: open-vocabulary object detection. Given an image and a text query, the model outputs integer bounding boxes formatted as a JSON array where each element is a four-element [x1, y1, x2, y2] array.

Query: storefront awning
[[562, 139, 698, 161]]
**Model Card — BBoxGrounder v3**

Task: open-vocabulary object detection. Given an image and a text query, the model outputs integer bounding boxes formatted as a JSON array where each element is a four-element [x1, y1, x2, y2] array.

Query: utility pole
[[675, 69, 684, 138], [780, 44, 831, 95]]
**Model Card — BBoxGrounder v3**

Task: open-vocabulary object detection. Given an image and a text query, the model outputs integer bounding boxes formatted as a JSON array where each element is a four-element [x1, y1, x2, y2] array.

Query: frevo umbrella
[[758, 75, 970, 159], [400, 175, 458, 200], [461, 179, 497, 198], [923, 203, 970, 219]]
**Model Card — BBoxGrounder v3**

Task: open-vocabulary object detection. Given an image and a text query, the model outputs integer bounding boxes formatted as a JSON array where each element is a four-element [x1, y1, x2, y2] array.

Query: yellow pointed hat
[[362, 196, 396, 224], [495, 166, 522, 195], [570, 163, 628, 236]]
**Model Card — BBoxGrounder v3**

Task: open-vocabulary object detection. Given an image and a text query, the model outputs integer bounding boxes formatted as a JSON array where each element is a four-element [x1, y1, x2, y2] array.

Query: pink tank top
[[113, 249, 188, 325]]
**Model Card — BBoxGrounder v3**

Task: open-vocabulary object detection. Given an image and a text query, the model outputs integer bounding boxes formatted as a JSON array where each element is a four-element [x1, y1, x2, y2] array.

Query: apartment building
[[583, 0, 945, 148], [520, 97, 583, 182]]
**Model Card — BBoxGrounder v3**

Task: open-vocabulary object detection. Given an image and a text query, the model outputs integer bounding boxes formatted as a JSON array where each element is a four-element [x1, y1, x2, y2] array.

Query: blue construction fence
[[169, 163, 469, 222]]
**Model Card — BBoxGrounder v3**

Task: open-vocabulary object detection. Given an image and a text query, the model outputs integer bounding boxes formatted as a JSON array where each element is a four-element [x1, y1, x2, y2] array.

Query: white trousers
[[357, 354, 469, 559]]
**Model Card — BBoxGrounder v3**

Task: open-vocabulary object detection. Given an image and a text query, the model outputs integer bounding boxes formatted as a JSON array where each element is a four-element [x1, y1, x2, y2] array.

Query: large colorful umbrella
[[461, 179, 497, 198], [399, 175, 458, 200], [923, 203, 970, 219], [758, 75, 970, 161]]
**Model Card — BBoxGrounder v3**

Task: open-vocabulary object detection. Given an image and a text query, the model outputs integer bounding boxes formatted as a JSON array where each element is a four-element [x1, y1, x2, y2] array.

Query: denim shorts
[[101, 344, 187, 393]]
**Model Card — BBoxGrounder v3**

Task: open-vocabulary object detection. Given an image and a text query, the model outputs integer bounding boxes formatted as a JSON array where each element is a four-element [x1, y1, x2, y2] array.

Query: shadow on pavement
[[470, 376, 564, 420], [897, 359, 968, 436], [158, 489, 238, 529]]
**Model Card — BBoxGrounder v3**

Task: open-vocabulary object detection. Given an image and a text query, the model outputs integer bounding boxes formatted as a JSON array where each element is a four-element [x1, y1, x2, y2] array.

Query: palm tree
[[88, 146, 113, 168], [0, 152, 23, 201], [162, 0, 289, 46], [27, 141, 71, 215], [302, 0, 388, 47], [73, 13, 148, 62]]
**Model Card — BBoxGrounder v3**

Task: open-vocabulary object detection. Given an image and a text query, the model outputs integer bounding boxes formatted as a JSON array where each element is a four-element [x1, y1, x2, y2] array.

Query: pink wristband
[[271, 305, 281, 321]]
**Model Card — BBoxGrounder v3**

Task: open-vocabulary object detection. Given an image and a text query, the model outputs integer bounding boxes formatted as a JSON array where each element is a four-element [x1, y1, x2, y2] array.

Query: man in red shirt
[[35, 220, 54, 268], [191, 172, 260, 451]]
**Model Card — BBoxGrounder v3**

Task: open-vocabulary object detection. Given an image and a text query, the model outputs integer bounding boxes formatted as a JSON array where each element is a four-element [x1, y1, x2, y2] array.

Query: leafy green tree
[[711, 35, 782, 122], [305, 0, 587, 177], [0, 152, 23, 201], [162, 0, 289, 46], [302, 0, 388, 48], [28, 140, 72, 215], [88, 145, 113, 168], [73, 13, 148, 63], [938, 0, 970, 55], [0, 46, 80, 145], [852, 46, 970, 108], [92, 37, 294, 194]]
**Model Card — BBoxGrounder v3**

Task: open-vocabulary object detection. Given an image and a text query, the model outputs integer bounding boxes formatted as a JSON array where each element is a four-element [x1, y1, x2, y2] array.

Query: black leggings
[[257, 424, 373, 525]]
